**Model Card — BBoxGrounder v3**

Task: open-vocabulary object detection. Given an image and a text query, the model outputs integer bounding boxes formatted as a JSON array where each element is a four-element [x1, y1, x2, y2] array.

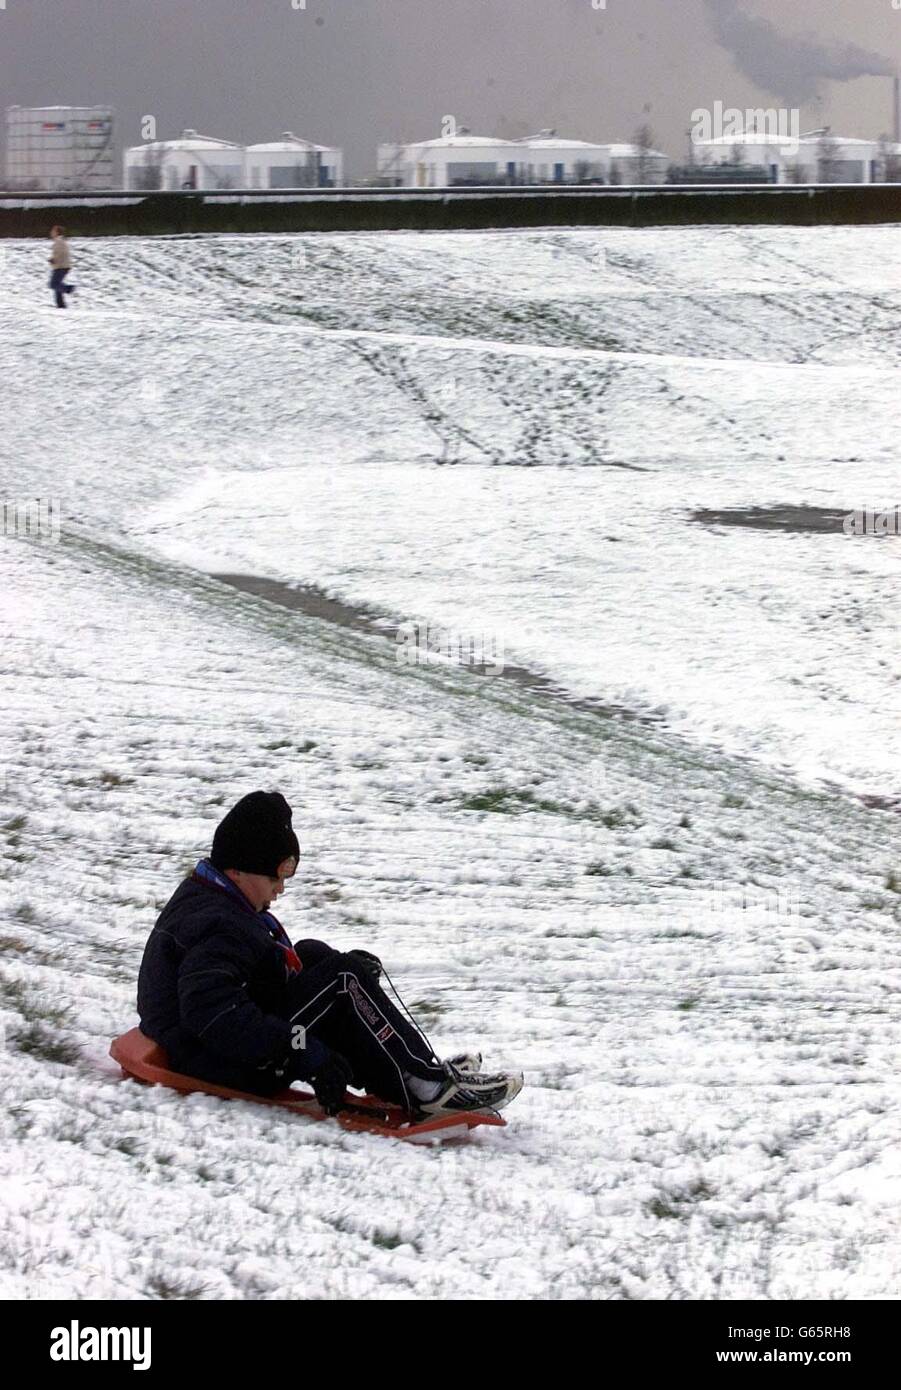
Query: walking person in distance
[[48, 225, 76, 308]]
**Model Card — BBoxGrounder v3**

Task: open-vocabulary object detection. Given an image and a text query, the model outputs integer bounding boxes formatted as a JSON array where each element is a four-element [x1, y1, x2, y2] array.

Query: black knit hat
[[210, 791, 300, 876]]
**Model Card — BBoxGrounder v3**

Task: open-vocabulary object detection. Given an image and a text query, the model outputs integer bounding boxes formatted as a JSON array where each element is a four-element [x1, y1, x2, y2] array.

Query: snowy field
[[0, 226, 900, 1299]]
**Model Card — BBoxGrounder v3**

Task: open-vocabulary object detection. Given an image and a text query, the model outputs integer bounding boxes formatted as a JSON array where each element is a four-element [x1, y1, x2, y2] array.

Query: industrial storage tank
[[5, 105, 115, 191], [509, 135, 611, 184], [123, 130, 244, 191], [245, 133, 344, 189], [689, 131, 896, 185], [594, 143, 670, 184], [376, 134, 519, 188], [375, 132, 667, 187]]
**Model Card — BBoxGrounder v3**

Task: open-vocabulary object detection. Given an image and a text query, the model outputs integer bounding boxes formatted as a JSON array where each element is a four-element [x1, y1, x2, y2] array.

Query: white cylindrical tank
[[691, 133, 804, 185], [375, 134, 671, 187], [691, 132, 888, 184], [377, 135, 519, 188], [245, 133, 344, 189], [123, 130, 244, 191], [5, 105, 115, 191], [795, 135, 883, 184], [595, 143, 670, 184], [515, 137, 611, 183]]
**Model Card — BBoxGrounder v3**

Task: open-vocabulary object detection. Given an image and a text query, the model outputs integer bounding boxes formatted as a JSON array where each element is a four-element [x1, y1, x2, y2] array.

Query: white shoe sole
[[420, 1070, 523, 1117]]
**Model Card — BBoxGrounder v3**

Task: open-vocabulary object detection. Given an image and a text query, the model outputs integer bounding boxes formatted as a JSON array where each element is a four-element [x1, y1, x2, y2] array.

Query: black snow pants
[[283, 940, 445, 1109]]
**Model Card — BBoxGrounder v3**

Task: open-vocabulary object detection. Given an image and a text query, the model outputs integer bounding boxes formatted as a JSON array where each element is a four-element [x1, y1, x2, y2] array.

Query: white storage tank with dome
[[244, 133, 344, 189], [123, 130, 244, 192]]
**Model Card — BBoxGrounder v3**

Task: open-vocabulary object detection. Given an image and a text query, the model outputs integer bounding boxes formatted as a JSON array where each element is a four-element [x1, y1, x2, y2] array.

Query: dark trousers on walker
[[49, 268, 73, 308], [286, 940, 444, 1109]]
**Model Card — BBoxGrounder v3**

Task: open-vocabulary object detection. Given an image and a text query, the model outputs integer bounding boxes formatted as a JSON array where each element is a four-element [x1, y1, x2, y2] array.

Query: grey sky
[[1, 1, 899, 175]]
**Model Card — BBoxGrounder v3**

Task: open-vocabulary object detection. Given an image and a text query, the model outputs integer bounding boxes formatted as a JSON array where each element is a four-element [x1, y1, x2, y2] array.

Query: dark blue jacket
[[137, 872, 316, 1093]]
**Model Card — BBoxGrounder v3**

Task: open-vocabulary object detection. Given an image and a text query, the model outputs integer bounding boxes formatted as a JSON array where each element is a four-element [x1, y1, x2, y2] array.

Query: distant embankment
[[4, 185, 901, 236]]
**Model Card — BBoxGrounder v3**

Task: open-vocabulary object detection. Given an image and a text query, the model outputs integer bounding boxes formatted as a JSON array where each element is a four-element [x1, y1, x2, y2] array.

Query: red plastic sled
[[109, 1028, 505, 1144]]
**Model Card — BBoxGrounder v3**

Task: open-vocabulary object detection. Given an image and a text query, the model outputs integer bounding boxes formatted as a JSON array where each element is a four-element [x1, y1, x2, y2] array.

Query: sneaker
[[446, 1050, 482, 1074], [418, 1061, 523, 1116]]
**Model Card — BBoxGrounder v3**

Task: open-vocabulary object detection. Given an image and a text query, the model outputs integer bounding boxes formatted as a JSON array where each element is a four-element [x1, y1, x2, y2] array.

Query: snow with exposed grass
[[0, 226, 900, 1299]]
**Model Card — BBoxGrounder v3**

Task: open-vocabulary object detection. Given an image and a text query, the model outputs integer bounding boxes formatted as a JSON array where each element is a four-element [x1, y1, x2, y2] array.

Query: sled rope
[[381, 963, 441, 1065]]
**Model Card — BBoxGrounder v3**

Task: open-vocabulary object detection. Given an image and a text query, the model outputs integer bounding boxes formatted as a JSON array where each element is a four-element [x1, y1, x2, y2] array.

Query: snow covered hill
[[2, 226, 899, 792], [0, 227, 899, 1299]]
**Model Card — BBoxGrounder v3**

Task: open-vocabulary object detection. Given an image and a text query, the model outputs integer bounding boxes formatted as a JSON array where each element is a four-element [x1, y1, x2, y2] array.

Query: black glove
[[311, 1052, 354, 1116], [347, 948, 383, 981]]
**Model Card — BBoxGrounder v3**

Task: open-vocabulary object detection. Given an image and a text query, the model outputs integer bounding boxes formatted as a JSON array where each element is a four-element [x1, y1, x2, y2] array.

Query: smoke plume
[[704, 0, 894, 103]]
